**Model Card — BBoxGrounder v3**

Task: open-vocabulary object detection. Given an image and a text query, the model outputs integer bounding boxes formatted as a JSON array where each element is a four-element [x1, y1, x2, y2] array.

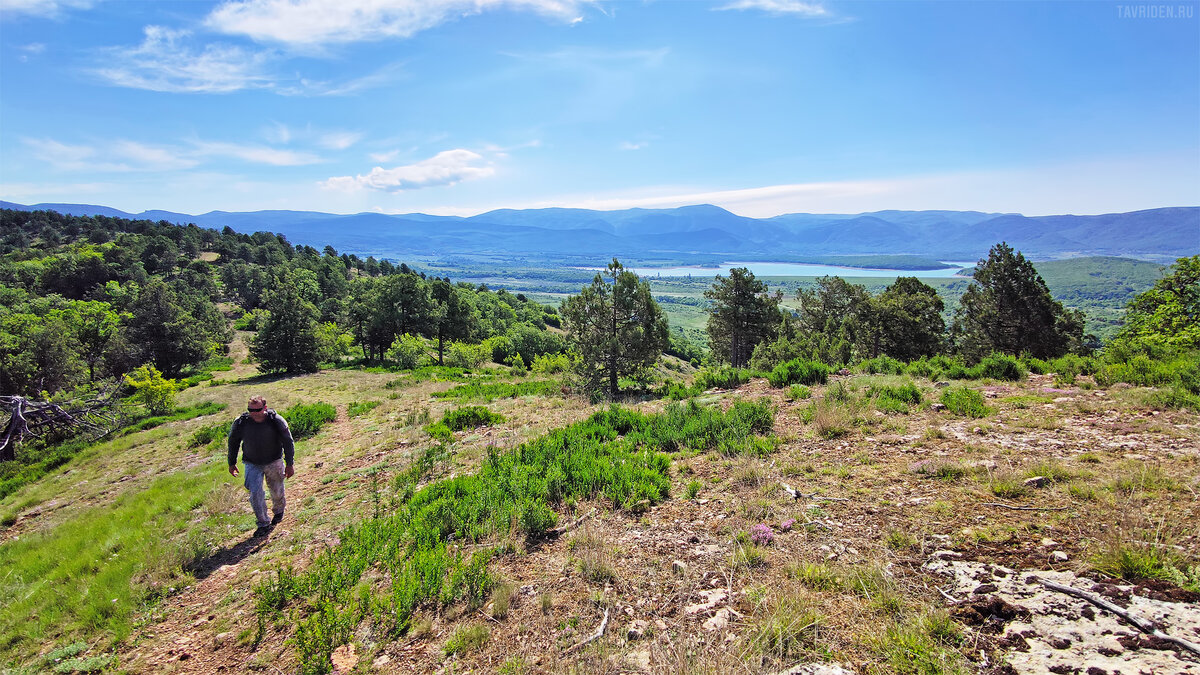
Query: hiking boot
[[253, 526, 271, 538], [271, 512, 284, 525]]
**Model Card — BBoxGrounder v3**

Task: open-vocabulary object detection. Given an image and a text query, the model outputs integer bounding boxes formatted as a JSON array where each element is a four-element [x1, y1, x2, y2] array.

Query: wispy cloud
[[206, 0, 594, 46], [715, 0, 830, 17], [317, 131, 363, 150], [22, 137, 197, 172], [91, 26, 405, 95], [618, 140, 648, 151], [190, 140, 321, 166], [0, 0, 95, 18], [92, 25, 277, 93], [23, 135, 319, 171], [322, 149, 494, 192]]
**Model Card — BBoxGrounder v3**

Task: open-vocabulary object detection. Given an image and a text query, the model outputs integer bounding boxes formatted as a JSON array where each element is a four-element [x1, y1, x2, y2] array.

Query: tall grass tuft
[[768, 359, 831, 388], [939, 387, 988, 418]]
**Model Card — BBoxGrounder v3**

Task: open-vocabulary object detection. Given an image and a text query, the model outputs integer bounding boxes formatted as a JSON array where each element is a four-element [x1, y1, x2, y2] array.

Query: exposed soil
[[9, 364, 1198, 674]]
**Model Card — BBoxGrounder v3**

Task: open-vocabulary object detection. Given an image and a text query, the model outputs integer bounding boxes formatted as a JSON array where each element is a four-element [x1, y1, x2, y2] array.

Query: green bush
[[445, 341, 489, 369], [867, 381, 922, 413], [124, 364, 177, 415], [442, 406, 504, 431], [788, 384, 812, 400], [280, 402, 338, 440], [530, 352, 571, 374], [939, 387, 988, 418], [694, 366, 754, 390], [347, 400, 381, 418], [387, 334, 429, 370], [859, 355, 905, 375], [768, 359, 830, 388], [974, 353, 1027, 381]]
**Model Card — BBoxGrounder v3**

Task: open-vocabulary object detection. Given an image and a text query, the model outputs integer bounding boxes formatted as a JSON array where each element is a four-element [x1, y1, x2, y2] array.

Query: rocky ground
[[14, 361, 1198, 674]]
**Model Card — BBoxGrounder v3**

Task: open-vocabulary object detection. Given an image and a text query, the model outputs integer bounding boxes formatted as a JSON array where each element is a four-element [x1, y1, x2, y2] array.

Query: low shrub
[[867, 381, 922, 413], [694, 366, 755, 390], [441, 406, 503, 431], [787, 384, 812, 400], [281, 402, 338, 440], [859, 355, 906, 375], [974, 353, 1027, 381], [939, 387, 988, 418], [347, 400, 381, 418], [768, 359, 831, 388], [433, 380, 560, 402]]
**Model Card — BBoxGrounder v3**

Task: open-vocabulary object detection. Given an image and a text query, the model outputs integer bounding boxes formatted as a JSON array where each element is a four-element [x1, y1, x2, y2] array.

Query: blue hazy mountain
[[2, 201, 1195, 263]]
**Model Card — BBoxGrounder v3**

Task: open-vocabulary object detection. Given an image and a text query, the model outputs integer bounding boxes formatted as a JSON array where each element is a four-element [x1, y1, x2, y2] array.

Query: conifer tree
[[561, 259, 669, 399], [705, 268, 781, 368], [954, 242, 1084, 359]]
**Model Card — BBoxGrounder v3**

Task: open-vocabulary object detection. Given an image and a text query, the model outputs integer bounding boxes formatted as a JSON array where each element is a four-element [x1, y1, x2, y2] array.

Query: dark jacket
[[227, 409, 295, 467]]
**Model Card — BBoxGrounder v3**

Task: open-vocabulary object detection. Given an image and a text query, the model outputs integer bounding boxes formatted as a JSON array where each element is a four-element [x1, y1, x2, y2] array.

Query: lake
[[589, 262, 974, 278]]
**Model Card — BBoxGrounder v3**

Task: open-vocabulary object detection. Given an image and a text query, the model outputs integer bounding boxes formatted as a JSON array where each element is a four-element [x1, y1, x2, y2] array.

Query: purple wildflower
[[750, 523, 774, 545], [780, 518, 796, 532]]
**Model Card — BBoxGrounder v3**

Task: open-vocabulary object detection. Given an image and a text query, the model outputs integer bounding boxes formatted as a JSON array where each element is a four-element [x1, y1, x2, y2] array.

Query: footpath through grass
[[256, 398, 775, 675]]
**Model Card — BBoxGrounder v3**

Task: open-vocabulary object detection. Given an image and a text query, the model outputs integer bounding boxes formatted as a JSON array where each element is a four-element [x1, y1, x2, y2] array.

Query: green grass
[[939, 387, 988, 418], [748, 598, 824, 663], [254, 399, 776, 674], [867, 381, 922, 414], [873, 611, 967, 675], [1, 402, 226, 500], [346, 400, 381, 418], [432, 379, 561, 402], [0, 460, 243, 664], [443, 624, 490, 656], [441, 406, 504, 431], [768, 359, 831, 388]]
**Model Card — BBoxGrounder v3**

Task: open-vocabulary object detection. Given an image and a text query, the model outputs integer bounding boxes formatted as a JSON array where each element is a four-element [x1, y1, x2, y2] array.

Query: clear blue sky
[[1, 0, 1197, 217]]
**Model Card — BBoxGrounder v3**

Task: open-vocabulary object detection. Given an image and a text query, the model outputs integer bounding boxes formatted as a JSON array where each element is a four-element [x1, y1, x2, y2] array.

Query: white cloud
[[190, 140, 321, 165], [0, 0, 94, 18], [206, 0, 593, 46], [318, 131, 363, 150], [92, 25, 277, 93], [715, 0, 830, 17], [322, 149, 494, 192], [110, 140, 200, 170], [22, 137, 198, 172], [369, 149, 403, 163], [618, 141, 647, 151]]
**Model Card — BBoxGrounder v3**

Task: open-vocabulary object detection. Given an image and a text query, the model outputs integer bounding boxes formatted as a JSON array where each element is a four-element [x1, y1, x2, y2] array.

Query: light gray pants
[[244, 459, 286, 527]]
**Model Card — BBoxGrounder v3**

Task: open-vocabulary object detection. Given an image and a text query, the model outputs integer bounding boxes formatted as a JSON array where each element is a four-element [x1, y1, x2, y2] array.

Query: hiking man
[[228, 395, 295, 537]]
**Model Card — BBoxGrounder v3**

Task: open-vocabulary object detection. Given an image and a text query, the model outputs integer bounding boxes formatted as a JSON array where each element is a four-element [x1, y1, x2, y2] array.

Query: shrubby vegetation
[[255, 399, 775, 673]]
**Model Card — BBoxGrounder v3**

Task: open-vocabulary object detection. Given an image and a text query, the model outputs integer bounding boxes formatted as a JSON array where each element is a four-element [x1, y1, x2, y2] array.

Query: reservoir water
[[600, 262, 974, 278]]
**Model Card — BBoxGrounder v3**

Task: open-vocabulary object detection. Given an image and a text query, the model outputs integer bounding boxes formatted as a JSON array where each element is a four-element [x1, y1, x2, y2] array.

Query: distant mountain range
[[3, 201, 1196, 264]]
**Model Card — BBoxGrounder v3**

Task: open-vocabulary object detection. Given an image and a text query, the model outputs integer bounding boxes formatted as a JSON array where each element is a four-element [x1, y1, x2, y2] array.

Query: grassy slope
[[1, 343, 1197, 673]]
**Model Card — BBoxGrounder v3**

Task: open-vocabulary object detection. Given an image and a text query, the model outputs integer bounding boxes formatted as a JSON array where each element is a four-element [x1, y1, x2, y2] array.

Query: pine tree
[[955, 242, 1084, 359], [705, 268, 781, 368], [561, 259, 669, 399]]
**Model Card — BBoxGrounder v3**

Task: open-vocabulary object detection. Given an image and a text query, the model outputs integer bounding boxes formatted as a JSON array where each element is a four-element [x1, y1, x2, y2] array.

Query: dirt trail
[[122, 405, 359, 674]]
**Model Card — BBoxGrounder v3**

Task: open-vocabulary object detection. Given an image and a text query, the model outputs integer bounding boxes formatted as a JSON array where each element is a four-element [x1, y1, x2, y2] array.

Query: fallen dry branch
[[563, 607, 609, 654], [0, 390, 121, 461], [1034, 577, 1200, 657], [981, 502, 1071, 512], [781, 482, 850, 502]]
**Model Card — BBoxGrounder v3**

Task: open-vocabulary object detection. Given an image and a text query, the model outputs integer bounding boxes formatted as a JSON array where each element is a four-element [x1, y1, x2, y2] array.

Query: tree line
[[1, 208, 1195, 405]]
